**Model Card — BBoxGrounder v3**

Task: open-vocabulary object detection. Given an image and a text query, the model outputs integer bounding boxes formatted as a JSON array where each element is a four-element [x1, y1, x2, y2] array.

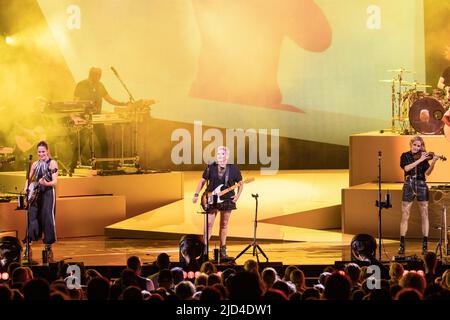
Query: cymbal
[[379, 79, 413, 86], [387, 68, 415, 73]]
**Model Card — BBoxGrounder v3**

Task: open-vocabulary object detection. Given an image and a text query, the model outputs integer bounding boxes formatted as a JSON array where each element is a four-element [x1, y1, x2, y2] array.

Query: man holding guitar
[[23, 141, 58, 262], [193, 146, 243, 261]]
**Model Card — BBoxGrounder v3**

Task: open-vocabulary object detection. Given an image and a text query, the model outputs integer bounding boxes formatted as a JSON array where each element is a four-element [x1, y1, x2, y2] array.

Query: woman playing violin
[[399, 136, 440, 255]]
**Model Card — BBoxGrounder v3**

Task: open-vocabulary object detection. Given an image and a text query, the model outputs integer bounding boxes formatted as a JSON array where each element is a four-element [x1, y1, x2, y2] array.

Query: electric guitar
[[200, 178, 255, 211]]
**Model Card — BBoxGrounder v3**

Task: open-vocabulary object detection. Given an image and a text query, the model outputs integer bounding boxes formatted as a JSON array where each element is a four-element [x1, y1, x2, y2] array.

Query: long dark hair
[[37, 140, 52, 157], [37, 141, 48, 149]]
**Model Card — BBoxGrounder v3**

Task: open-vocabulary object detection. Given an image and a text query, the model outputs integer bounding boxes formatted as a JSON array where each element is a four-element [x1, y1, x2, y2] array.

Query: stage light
[[350, 233, 377, 262], [179, 234, 205, 271], [0, 236, 22, 272], [187, 271, 195, 279], [1, 272, 9, 281], [5, 36, 14, 45], [194, 271, 201, 278]]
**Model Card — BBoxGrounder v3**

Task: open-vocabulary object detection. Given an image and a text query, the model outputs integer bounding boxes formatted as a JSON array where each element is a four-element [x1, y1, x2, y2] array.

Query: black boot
[[220, 245, 234, 263], [45, 244, 54, 263], [23, 244, 33, 262], [422, 237, 428, 255], [398, 236, 405, 255]]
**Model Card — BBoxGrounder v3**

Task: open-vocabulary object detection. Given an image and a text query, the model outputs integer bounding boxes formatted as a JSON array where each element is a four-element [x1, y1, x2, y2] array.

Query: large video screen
[[0, 1, 426, 170]]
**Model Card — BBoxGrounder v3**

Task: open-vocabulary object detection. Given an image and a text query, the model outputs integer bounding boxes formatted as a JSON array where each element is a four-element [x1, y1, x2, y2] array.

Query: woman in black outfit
[[24, 140, 58, 261], [399, 136, 438, 255], [193, 146, 243, 261]]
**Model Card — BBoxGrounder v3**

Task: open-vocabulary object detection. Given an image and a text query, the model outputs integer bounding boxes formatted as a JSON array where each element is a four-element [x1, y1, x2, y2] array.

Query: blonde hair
[[409, 136, 426, 152], [217, 146, 230, 157], [389, 262, 404, 280]]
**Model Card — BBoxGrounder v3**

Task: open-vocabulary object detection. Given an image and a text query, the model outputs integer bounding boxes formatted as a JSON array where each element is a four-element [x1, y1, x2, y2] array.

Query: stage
[[0, 163, 447, 267], [0, 169, 361, 267]]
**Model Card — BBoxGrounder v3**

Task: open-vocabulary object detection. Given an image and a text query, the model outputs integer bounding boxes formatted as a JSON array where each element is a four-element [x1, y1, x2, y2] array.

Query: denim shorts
[[402, 179, 429, 202]]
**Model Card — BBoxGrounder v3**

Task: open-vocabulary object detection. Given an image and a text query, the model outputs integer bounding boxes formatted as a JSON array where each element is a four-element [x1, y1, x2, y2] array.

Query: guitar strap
[[224, 164, 230, 187]]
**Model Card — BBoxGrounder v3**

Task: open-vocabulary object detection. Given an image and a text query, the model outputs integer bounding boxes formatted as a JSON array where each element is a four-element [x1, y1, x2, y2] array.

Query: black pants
[[27, 187, 56, 245]]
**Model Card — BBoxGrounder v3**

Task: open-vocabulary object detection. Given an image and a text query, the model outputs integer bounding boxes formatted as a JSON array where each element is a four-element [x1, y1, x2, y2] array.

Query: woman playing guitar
[[23, 140, 58, 262], [193, 146, 243, 261]]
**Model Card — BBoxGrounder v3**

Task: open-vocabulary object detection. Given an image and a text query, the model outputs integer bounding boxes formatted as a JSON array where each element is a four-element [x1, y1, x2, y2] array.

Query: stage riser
[[259, 205, 341, 229], [350, 133, 450, 186], [0, 171, 183, 218], [0, 196, 126, 239], [342, 187, 444, 239]]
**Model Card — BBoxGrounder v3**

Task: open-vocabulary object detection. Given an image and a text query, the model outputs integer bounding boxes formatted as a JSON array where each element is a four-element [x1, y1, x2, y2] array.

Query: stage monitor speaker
[[179, 234, 204, 272], [0, 236, 22, 272], [350, 234, 377, 262]]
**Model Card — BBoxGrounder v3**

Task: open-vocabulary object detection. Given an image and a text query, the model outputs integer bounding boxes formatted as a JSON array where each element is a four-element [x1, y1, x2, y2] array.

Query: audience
[[148, 253, 170, 289], [423, 252, 438, 286], [261, 267, 278, 290], [127, 255, 155, 292], [323, 272, 352, 300], [389, 262, 404, 286], [0, 250, 448, 302]]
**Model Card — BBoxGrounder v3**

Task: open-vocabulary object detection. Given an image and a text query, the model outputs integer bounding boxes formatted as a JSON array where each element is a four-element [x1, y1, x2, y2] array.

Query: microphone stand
[[203, 163, 211, 262], [375, 151, 392, 262], [21, 155, 34, 265], [235, 193, 268, 263], [111, 67, 135, 103]]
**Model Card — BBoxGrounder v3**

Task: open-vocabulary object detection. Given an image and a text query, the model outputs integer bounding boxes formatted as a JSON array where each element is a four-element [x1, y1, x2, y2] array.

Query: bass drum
[[409, 97, 445, 135], [401, 90, 426, 120]]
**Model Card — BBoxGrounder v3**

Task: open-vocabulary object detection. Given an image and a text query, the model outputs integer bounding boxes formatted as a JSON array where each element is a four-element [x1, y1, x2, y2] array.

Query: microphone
[[111, 66, 118, 76], [378, 151, 382, 158], [385, 191, 392, 208], [251, 193, 258, 198]]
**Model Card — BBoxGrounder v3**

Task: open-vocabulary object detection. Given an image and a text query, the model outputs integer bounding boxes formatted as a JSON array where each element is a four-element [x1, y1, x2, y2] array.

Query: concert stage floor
[[105, 170, 348, 242], [3, 169, 423, 267], [19, 235, 430, 267]]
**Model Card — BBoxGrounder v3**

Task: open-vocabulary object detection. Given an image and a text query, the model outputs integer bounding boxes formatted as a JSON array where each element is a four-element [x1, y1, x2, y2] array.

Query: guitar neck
[[218, 184, 240, 197]]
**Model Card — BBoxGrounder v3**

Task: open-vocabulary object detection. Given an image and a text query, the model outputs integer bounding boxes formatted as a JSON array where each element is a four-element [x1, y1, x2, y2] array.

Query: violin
[[413, 151, 447, 161]]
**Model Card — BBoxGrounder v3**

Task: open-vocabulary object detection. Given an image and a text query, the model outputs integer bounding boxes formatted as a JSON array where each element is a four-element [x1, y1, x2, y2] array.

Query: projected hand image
[[189, 0, 332, 113]]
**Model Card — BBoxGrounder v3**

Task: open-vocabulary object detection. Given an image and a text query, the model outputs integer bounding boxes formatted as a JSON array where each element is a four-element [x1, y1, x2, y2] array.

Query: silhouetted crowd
[[0, 251, 449, 300]]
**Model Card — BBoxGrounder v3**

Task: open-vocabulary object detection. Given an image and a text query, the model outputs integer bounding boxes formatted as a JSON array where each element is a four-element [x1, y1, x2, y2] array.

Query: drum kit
[[380, 68, 450, 135]]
